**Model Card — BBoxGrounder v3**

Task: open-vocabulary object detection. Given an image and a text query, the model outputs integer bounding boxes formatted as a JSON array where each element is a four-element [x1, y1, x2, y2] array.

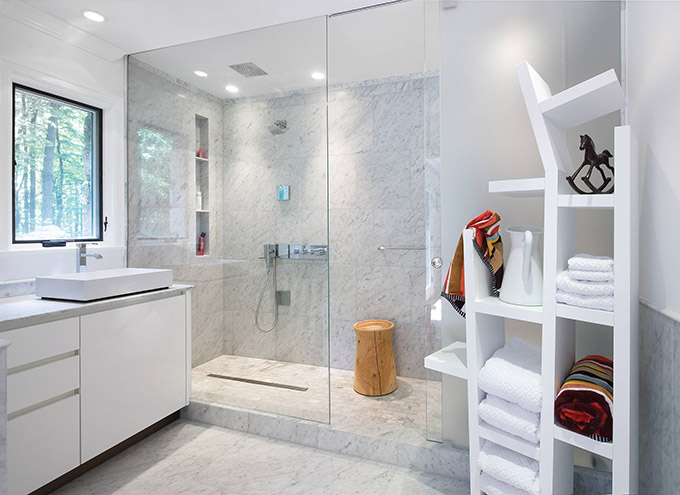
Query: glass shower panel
[[127, 16, 330, 423], [327, 1, 442, 438]]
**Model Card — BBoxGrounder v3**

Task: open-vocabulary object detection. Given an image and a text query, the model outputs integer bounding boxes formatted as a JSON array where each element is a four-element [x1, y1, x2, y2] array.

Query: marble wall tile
[[129, 68, 441, 378], [127, 60, 227, 367]]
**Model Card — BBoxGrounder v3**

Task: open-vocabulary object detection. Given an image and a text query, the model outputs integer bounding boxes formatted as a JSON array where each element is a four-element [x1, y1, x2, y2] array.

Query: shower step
[[182, 399, 613, 493], [181, 399, 469, 480]]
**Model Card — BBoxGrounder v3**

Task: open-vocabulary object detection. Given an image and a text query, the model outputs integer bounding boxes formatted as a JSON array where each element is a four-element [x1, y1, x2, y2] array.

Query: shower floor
[[192, 354, 440, 445]]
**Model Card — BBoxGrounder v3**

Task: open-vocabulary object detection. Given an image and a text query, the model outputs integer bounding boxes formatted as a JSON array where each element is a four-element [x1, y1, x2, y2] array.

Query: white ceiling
[[132, 0, 439, 99], [18, 0, 385, 54], [5, 0, 440, 99]]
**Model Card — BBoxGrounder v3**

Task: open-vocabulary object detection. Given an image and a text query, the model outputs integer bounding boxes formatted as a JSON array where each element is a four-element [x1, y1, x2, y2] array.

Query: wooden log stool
[[353, 320, 397, 396]]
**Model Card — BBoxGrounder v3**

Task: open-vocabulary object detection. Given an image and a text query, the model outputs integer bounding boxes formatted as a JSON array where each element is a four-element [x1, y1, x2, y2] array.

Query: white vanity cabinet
[[2, 317, 81, 495], [0, 287, 191, 494], [80, 295, 188, 461]]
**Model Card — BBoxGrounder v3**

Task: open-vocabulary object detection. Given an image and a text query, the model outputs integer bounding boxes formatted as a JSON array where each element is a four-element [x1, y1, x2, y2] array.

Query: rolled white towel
[[478, 338, 542, 413], [569, 269, 614, 282], [478, 441, 540, 495], [557, 290, 614, 312], [480, 472, 533, 495], [557, 270, 614, 297], [567, 254, 613, 272], [478, 394, 541, 444]]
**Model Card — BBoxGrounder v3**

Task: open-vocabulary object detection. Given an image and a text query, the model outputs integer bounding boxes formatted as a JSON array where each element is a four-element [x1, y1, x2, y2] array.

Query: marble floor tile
[[54, 420, 468, 495], [191, 354, 441, 445]]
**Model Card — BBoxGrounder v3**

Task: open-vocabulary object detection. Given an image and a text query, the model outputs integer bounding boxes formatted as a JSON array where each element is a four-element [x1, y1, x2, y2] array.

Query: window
[[12, 84, 103, 243]]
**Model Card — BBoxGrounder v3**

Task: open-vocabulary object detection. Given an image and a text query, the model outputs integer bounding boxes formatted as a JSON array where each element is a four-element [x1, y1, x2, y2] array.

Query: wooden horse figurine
[[566, 134, 615, 194]]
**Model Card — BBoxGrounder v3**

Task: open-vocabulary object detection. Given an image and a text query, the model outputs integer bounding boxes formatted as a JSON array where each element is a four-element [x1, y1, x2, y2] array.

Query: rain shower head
[[269, 120, 288, 135]]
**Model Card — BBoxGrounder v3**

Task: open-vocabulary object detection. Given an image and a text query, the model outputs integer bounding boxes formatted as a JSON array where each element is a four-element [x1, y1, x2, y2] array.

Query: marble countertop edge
[[0, 284, 193, 333]]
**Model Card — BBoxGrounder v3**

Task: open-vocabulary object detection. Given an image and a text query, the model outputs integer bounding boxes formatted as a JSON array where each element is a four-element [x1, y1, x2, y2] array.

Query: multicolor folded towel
[[441, 210, 504, 318], [554, 355, 613, 442]]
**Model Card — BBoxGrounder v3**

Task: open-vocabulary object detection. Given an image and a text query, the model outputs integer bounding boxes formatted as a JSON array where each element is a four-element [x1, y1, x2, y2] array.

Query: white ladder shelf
[[426, 62, 639, 495]]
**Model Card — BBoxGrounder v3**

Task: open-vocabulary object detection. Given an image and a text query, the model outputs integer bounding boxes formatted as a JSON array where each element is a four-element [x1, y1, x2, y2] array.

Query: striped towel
[[554, 355, 613, 442], [441, 210, 504, 318]]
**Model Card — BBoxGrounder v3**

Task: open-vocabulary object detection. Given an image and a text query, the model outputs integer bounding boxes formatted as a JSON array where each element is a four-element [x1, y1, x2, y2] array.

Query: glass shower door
[[127, 16, 331, 423], [327, 1, 443, 439]]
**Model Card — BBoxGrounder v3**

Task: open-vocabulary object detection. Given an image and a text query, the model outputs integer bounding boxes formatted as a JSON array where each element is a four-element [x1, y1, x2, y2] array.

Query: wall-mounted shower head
[[269, 120, 288, 135]]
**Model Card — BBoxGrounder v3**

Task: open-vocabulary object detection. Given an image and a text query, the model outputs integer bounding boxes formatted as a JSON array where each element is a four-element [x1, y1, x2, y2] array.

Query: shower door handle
[[431, 257, 443, 269]]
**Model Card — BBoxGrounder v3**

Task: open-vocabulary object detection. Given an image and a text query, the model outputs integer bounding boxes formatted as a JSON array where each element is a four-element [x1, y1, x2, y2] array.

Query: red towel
[[554, 355, 613, 442]]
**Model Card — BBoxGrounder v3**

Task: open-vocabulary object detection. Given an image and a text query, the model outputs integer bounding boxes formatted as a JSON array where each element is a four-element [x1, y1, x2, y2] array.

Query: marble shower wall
[[221, 75, 440, 379], [328, 75, 441, 379], [221, 90, 329, 366], [127, 59, 226, 367]]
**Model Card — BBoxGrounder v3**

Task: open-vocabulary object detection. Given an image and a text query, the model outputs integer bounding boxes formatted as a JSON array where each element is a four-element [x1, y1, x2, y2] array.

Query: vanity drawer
[[7, 355, 80, 414], [1, 317, 79, 369], [7, 394, 80, 495]]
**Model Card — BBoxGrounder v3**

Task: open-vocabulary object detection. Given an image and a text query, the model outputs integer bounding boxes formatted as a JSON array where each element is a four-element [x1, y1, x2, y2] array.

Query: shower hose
[[255, 257, 278, 333]]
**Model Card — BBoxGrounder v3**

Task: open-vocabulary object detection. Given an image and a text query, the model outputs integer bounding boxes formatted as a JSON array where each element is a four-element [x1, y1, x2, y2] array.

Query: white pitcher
[[499, 226, 543, 306]]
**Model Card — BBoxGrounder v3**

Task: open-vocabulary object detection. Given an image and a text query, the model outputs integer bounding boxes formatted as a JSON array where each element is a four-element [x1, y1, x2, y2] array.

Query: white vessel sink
[[36, 268, 173, 302]]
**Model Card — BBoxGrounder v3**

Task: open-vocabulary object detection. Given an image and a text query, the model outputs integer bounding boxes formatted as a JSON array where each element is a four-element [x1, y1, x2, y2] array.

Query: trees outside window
[[13, 84, 102, 243]]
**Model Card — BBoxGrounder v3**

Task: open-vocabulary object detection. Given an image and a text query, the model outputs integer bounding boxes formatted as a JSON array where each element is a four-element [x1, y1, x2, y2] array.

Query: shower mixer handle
[[276, 243, 328, 260]]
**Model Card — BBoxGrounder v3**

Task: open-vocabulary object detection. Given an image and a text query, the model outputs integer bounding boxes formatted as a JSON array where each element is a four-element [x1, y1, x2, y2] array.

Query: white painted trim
[[0, 59, 126, 262], [640, 297, 680, 325], [0, 2, 125, 62]]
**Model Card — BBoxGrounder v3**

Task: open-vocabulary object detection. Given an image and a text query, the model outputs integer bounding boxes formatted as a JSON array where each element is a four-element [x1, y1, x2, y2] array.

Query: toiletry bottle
[[198, 232, 206, 256], [196, 191, 202, 210]]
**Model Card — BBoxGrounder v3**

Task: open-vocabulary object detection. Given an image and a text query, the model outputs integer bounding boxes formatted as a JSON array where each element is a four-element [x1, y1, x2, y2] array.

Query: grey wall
[[627, 2, 680, 492]]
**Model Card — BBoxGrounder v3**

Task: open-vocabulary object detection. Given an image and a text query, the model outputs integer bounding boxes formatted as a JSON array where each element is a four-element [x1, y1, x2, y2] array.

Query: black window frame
[[12, 83, 104, 244]]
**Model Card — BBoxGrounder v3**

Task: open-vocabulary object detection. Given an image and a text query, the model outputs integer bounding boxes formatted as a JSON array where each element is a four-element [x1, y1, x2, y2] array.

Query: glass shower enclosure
[[126, 3, 442, 438], [127, 16, 331, 422]]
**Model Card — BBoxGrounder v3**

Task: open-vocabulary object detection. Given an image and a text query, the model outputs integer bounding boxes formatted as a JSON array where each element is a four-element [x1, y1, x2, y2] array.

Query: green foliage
[[137, 127, 174, 238], [13, 88, 98, 241]]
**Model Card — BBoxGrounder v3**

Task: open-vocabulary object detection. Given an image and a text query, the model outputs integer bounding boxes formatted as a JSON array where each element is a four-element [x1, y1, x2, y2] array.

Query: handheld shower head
[[269, 120, 288, 135]]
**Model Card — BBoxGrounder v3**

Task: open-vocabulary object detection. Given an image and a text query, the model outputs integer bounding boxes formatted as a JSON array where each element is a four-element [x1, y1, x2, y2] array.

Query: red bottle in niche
[[198, 232, 206, 256]]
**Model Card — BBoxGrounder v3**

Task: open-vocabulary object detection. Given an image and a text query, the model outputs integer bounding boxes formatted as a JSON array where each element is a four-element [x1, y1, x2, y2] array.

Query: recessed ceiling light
[[194, 71, 208, 78], [83, 10, 106, 22], [311, 72, 325, 80], [225, 85, 239, 93]]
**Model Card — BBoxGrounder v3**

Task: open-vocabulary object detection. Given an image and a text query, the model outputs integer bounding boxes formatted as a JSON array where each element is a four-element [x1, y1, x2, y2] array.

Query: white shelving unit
[[427, 62, 638, 495]]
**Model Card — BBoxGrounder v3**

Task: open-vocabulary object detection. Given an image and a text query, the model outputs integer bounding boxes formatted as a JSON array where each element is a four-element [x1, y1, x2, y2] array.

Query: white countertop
[[0, 284, 192, 333]]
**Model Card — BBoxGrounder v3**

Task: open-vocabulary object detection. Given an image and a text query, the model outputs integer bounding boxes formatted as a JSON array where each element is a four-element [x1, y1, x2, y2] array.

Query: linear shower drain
[[207, 373, 308, 392]]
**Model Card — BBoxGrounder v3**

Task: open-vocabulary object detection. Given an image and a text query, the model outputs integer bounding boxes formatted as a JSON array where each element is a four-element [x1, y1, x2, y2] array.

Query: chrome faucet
[[76, 243, 103, 272]]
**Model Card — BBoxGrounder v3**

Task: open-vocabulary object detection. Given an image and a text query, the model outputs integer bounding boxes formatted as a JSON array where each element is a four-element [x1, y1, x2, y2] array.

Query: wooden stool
[[353, 320, 397, 396]]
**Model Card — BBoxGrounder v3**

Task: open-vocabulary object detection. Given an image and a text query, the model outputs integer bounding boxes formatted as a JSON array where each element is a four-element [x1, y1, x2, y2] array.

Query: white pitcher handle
[[522, 230, 533, 283]]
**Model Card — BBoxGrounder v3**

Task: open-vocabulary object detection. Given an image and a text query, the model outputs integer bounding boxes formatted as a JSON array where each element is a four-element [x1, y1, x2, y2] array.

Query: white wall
[[627, 1, 680, 315], [0, 13, 126, 281], [439, 0, 620, 447]]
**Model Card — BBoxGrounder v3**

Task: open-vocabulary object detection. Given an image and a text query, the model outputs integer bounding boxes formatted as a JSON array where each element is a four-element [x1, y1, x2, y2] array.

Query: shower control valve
[[285, 244, 328, 260]]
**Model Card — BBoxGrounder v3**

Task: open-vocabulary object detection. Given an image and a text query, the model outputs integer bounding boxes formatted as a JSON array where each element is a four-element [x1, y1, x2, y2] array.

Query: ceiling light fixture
[[194, 71, 208, 77], [311, 72, 325, 80], [225, 85, 239, 93], [83, 10, 106, 22]]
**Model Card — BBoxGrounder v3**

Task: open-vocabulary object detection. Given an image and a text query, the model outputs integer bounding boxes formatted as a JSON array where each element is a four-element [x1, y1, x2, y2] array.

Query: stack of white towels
[[556, 254, 614, 311], [477, 337, 542, 495]]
